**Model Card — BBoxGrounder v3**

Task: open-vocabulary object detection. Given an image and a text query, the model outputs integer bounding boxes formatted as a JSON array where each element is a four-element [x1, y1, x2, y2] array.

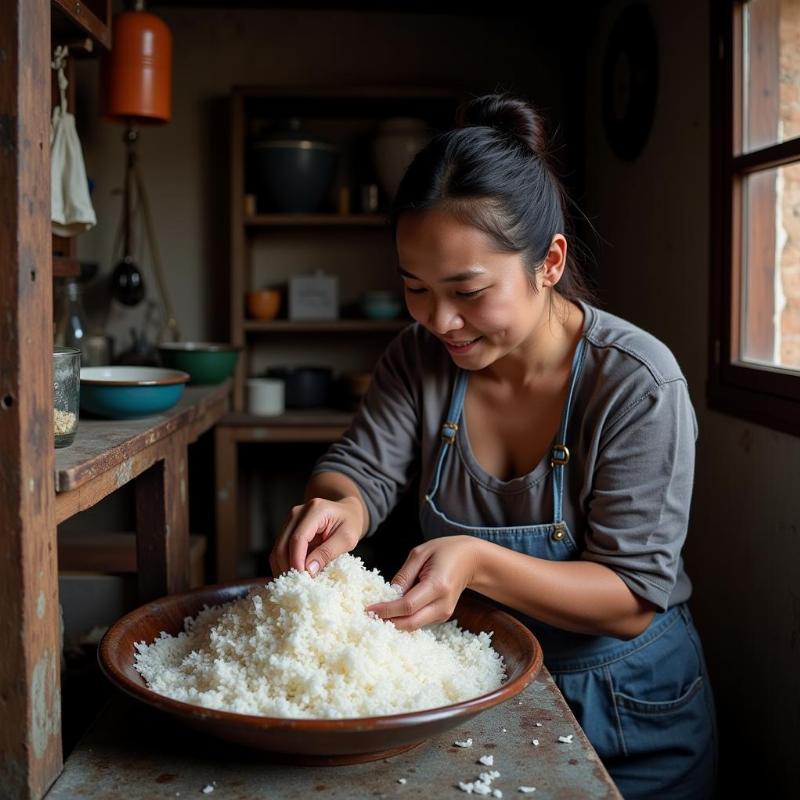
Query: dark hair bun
[[462, 93, 548, 157]]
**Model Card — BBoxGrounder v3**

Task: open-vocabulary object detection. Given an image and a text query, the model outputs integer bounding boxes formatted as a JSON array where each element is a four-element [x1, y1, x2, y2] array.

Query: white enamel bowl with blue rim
[[80, 366, 190, 419]]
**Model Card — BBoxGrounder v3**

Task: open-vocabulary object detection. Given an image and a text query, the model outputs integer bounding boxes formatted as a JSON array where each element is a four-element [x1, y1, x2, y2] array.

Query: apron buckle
[[551, 444, 570, 466], [441, 421, 459, 443]]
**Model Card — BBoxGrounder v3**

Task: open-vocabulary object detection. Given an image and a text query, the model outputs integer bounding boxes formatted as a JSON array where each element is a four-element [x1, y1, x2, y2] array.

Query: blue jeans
[[545, 604, 718, 799]]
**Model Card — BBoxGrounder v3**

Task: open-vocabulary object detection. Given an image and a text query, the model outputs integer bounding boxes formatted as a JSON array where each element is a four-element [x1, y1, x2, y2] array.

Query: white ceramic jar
[[247, 378, 285, 416]]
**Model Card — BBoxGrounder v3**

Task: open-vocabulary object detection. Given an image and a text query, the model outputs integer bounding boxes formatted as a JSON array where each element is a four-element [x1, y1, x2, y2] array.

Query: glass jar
[[53, 346, 80, 448], [54, 278, 89, 353]]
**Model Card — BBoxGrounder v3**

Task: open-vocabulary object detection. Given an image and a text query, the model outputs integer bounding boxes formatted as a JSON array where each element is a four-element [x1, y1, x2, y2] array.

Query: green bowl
[[158, 342, 240, 385]]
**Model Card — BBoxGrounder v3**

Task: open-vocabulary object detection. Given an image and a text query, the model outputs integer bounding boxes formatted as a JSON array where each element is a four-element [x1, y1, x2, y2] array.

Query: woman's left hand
[[365, 535, 481, 631]]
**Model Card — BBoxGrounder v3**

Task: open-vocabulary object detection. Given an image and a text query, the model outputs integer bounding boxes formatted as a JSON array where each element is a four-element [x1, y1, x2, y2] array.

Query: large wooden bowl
[[99, 580, 542, 765]]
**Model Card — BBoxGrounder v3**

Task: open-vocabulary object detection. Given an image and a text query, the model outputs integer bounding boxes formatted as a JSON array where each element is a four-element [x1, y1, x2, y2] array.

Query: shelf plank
[[245, 213, 389, 227], [53, 255, 80, 278], [221, 409, 354, 427], [54, 381, 231, 496], [51, 0, 111, 50], [58, 532, 207, 588], [232, 84, 463, 100], [243, 319, 409, 333]]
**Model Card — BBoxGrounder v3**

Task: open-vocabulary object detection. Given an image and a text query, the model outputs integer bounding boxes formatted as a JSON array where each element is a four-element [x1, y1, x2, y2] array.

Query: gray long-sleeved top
[[313, 302, 697, 610]]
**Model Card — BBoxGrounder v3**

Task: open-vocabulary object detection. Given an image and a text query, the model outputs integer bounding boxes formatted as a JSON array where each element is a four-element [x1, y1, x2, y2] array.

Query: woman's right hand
[[269, 495, 365, 578]]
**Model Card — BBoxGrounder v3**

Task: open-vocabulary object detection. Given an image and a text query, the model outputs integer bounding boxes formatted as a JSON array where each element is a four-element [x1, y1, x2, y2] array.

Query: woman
[[269, 94, 717, 799]]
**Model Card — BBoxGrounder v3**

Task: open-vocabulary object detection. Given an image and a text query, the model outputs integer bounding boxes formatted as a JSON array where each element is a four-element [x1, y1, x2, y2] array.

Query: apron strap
[[551, 336, 587, 525], [427, 336, 588, 517], [427, 369, 469, 501]]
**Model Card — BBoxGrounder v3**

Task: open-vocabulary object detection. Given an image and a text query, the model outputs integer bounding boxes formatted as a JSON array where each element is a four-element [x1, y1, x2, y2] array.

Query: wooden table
[[55, 380, 230, 601], [46, 667, 622, 799]]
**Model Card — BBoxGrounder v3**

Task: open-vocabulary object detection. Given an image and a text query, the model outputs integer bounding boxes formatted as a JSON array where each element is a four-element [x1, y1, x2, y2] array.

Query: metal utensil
[[110, 129, 145, 306]]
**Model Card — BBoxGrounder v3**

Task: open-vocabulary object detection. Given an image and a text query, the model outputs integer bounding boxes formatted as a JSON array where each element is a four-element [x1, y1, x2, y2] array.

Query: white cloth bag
[[51, 46, 96, 237]]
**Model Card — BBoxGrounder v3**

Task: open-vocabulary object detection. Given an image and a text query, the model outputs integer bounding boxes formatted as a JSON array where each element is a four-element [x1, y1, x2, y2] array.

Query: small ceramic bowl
[[246, 289, 281, 321], [158, 342, 240, 385], [80, 367, 189, 419], [360, 290, 403, 320], [343, 370, 372, 401]]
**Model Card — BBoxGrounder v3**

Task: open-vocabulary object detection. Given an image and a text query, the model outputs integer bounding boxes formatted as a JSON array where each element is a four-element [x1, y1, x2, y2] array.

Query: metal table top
[[47, 667, 621, 799]]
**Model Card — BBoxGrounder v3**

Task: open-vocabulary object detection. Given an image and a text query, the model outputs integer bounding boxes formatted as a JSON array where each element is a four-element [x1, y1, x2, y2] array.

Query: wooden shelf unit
[[218, 86, 461, 581], [228, 84, 461, 413], [51, 0, 112, 50]]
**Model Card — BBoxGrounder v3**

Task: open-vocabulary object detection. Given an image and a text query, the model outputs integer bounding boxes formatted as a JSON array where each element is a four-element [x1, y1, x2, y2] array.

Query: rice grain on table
[[134, 554, 505, 718]]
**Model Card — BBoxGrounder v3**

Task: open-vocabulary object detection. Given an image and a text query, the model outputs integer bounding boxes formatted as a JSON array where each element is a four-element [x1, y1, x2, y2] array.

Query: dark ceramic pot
[[251, 119, 338, 213], [265, 366, 332, 408]]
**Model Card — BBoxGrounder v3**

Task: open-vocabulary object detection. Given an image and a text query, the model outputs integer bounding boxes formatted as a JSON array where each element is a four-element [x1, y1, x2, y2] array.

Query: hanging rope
[[51, 45, 69, 113]]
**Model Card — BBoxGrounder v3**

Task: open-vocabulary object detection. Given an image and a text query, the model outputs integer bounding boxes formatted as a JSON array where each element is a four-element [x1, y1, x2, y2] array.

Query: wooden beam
[[229, 90, 246, 412], [214, 425, 240, 581], [135, 438, 191, 602], [0, 1, 63, 797], [57, 532, 207, 588]]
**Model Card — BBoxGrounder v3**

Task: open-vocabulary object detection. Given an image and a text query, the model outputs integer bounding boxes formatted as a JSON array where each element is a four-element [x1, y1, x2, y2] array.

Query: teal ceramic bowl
[[360, 291, 404, 320], [158, 342, 240, 385], [80, 367, 190, 419]]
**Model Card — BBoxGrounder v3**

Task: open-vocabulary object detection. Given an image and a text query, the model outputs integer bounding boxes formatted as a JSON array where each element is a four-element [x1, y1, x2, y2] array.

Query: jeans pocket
[[613, 673, 713, 763], [614, 674, 704, 716], [611, 676, 716, 799]]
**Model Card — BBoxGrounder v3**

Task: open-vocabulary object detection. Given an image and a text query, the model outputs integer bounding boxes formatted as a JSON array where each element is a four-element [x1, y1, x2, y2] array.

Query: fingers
[[389, 545, 428, 595], [364, 541, 464, 630], [389, 602, 451, 631], [269, 505, 303, 577], [304, 522, 357, 577], [288, 517, 321, 573], [268, 498, 360, 578], [366, 577, 443, 623], [367, 582, 452, 631], [361, 546, 426, 616]]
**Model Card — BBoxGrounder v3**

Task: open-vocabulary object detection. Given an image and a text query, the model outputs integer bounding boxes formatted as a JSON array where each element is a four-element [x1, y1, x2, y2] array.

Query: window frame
[[708, 0, 800, 437]]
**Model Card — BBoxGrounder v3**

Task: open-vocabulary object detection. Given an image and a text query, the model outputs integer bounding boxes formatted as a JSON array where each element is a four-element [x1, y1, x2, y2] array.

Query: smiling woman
[[395, 210, 575, 373], [269, 93, 718, 799]]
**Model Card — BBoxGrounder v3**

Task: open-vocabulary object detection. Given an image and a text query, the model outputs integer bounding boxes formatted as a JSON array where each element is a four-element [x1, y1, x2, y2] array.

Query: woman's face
[[395, 209, 564, 371]]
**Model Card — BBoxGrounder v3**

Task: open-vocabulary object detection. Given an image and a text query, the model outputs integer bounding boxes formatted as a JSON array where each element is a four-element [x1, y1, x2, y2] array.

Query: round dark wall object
[[601, 4, 659, 162]]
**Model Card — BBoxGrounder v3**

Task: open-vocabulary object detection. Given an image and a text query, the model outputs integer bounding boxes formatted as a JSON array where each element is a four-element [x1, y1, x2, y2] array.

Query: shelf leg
[[214, 426, 239, 582], [135, 440, 190, 601]]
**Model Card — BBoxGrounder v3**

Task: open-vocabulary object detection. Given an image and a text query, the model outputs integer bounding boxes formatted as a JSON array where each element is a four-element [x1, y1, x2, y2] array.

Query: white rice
[[134, 554, 505, 718]]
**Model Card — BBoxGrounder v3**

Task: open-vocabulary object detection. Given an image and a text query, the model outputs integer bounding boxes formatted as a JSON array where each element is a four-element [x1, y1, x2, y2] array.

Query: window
[[709, 0, 800, 436]]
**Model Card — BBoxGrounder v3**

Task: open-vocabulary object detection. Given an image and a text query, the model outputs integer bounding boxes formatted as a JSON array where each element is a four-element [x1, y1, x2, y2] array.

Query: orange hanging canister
[[101, 4, 172, 124]]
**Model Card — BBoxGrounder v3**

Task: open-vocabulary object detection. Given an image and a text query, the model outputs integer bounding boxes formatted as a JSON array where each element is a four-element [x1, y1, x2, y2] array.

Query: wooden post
[[0, 1, 64, 798], [214, 426, 239, 581], [230, 91, 246, 412], [135, 439, 191, 602]]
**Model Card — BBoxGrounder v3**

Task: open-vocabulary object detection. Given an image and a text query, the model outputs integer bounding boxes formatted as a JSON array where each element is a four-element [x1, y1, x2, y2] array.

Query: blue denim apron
[[419, 337, 717, 799]]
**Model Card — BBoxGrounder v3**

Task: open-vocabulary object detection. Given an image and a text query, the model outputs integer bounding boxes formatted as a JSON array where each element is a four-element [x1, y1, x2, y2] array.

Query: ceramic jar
[[251, 118, 338, 213], [372, 117, 430, 201], [247, 378, 285, 416]]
